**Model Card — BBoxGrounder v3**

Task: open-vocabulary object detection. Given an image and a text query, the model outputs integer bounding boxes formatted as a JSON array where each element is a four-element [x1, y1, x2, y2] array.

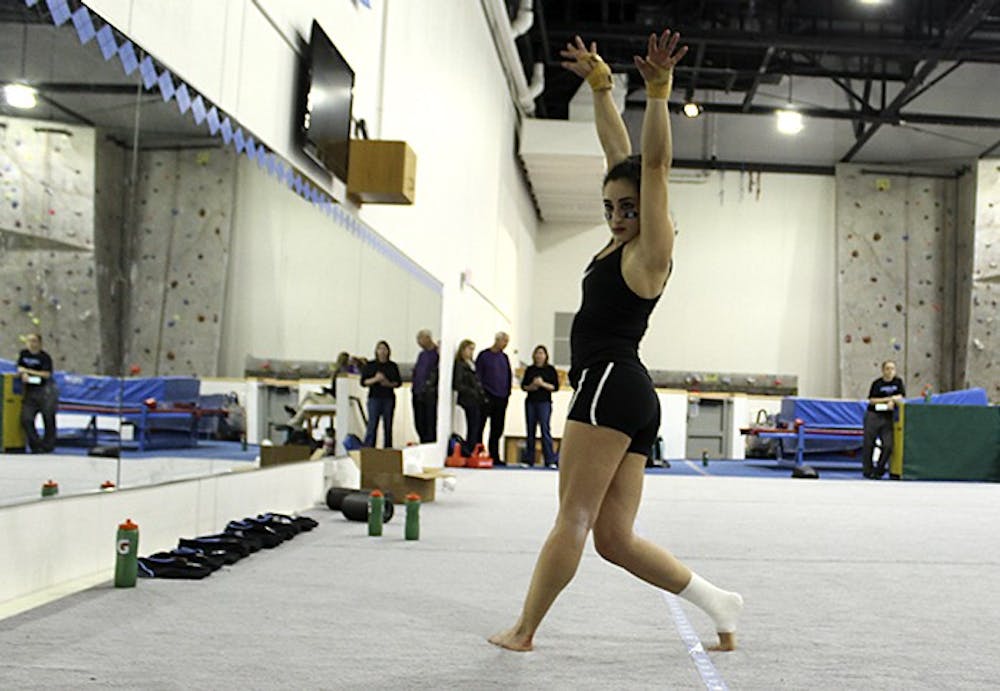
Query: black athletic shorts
[[567, 361, 660, 456]]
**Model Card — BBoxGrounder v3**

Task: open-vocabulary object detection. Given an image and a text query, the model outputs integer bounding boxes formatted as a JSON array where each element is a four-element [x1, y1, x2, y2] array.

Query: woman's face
[[533, 348, 546, 366], [375, 343, 389, 361], [603, 177, 640, 244], [464, 343, 475, 360]]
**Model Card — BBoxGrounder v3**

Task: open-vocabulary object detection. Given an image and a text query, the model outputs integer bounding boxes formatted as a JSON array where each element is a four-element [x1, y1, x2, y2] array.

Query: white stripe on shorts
[[590, 363, 615, 425], [567, 368, 588, 415]]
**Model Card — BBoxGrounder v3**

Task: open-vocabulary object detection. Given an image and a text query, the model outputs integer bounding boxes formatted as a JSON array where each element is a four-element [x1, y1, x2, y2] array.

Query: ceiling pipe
[[481, 0, 544, 116], [510, 0, 534, 37]]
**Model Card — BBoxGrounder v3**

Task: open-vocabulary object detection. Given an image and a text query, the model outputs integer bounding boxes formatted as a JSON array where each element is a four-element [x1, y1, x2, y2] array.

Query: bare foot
[[707, 631, 737, 651], [488, 628, 534, 652]]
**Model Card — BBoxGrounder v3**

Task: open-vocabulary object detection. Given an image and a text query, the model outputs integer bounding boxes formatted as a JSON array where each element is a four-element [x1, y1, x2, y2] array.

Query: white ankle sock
[[677, 573, 744, 633]]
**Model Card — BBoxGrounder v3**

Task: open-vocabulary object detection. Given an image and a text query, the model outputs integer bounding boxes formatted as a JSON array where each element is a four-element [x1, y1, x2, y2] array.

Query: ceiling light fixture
[[776, 109, 804, 134], [5, 26, 37, 110], [776, 75, 803, 135], [3, 83, 37, 109], [859, 0, 887, 5], [682, 101, 702, 118]]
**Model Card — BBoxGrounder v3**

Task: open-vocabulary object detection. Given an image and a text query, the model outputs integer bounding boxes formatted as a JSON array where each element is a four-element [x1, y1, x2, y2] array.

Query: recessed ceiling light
[[3, 83, 37, 109], [859, 0, 887, 5], [776, 108, 804, 135], [682, 102, 702, 118]]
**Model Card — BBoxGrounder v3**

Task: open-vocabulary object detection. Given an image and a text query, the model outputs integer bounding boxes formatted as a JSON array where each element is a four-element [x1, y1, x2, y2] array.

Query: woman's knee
[[592, 526, 634, 566]]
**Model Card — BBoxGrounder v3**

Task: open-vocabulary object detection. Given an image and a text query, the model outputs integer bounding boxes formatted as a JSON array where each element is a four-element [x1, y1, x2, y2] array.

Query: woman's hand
[[560, 35, 612, 91], [633, 29, 688, 98]]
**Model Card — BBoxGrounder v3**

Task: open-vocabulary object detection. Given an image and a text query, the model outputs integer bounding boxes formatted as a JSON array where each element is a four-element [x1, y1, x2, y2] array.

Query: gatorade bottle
[[115, 519, 139, 588], [368, 490, 384, 537], [405, 493, 421, 541]]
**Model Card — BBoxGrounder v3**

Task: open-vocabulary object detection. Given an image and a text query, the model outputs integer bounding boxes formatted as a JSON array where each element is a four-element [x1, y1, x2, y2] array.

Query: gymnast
[[490, 30, 743, 652]]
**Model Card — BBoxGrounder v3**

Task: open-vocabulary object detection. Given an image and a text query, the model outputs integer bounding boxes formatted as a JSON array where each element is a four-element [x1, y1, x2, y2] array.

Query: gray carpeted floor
[[1, 469, 999, 689]]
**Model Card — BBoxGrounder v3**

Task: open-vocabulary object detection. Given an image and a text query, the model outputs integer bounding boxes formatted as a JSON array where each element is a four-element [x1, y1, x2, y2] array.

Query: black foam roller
[[340, 491, 394, 523], [326, 487, 355, 511]]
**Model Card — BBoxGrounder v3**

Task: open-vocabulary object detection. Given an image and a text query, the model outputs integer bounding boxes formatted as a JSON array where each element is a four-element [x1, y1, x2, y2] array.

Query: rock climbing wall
[[954, 170, 977, 389], [836, 164, 958, 398], [93, 134, 130, 375], [967, 160, 1000, 400], [0, 116, 100, 373], [125, 146, 237, 377]]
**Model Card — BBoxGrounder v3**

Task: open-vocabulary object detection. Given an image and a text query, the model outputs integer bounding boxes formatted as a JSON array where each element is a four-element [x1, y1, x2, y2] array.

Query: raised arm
[[561, 36, 631, 167], [633, 30, 687, 274]]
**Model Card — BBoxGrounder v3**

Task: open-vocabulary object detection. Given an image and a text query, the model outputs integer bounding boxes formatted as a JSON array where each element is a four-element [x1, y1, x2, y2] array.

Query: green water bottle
[[368, 490, 384, 537], [41, 479, 59, 497], [115, 519, 139, 588], [405, 493, 421, 541]]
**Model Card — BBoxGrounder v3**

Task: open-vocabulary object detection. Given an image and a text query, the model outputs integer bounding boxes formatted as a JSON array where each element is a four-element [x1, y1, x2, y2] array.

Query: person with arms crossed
[[17, 333, 58, 453], [862, 360, 905, 479]]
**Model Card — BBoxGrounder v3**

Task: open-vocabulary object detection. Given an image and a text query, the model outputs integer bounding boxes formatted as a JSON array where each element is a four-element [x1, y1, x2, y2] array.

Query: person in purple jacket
[[475, 332, 512, 465], [411, 329, 439, 443]]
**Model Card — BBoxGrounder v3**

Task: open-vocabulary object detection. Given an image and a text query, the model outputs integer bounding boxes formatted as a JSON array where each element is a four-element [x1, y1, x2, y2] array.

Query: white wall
[[84, 0, 540, 440], [532, 171, 839, 397], [0, 460, 324, 612]]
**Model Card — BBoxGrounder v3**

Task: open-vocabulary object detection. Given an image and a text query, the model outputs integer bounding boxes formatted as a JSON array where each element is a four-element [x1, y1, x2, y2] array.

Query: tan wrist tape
[[585, 59, 613, 92], [646, 81, 671, 99]]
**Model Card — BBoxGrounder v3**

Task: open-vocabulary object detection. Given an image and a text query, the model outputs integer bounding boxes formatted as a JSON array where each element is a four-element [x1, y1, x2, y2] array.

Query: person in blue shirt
[[475, 332, 512, 465], [411, 329, 439, 444]]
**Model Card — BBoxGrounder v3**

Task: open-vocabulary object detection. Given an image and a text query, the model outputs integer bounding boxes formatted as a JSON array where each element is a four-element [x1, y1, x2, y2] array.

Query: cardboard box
[[260, 444, 313, 467], [346, 140, 416, 204], [359, 448, 450, 503]]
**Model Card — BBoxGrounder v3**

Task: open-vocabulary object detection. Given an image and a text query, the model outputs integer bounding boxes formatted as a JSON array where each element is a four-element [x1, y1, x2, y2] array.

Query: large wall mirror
[[0, 0, 442, 507]]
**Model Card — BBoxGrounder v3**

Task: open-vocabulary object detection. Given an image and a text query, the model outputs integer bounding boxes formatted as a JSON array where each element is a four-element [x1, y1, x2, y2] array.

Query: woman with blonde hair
[[452, 339, 485, 456]]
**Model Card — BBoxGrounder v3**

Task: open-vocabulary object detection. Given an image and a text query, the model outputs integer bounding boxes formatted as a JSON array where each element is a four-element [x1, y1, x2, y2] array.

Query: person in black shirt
[[17, 333, 58, 453], [520, 345, 559, 467], [862, 360, 905, 479], [452, 339, 485, 456], [491, 32, 742, 654], [360, 340, 402, 448]]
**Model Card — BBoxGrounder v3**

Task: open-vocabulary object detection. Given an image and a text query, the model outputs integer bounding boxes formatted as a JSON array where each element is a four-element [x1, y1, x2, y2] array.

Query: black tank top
[[569, 242, 663, 385]]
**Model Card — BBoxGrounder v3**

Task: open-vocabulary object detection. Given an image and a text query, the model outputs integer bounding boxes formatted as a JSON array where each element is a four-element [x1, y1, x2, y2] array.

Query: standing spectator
[[17, 333, 58, 453], [360, 340, 402, 448], [476, 332, 513, 466], [452, 339, 485, 455], [862, 360, 905, 479], [411, 329, 439, 443], [521, 345, 559, 467]]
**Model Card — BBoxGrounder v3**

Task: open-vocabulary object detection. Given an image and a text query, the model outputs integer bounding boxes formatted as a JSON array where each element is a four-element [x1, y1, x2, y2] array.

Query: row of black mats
[[137, 513, 320, 580]]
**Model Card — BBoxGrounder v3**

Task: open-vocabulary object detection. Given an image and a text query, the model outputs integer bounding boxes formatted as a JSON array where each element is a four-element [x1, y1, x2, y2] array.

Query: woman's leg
[[524, 401, 538, 465], [383, 398, 395, 448], [861, 411, 879, 477], [363, 398, 379, 447], [489, 420, 631, 651], [592, 453, 743, 650], [462, 404, 480, 454], [538, 402, 555, 464]]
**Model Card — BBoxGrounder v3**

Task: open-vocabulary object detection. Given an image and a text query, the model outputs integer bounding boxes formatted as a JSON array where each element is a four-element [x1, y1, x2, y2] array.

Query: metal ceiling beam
[[661, 101, 1000, 129], [840, 0, 1000, 162], [544, 25, 1000, 62], [741, 46, 775, 112], [672, 158, 834, 176]]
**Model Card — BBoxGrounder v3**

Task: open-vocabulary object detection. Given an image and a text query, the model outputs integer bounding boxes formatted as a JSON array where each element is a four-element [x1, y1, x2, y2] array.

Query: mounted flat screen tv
[[298, 20, 354, 181]]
